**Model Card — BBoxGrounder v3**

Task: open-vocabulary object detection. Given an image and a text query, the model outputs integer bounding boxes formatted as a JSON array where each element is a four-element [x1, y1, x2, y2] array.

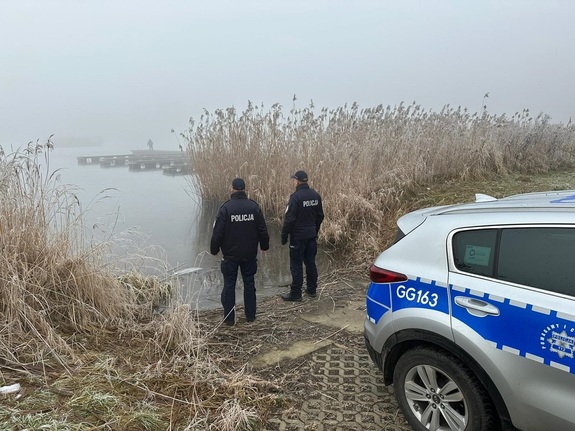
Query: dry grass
[[184, 102, 575, 263], [0, 141, 133, 367], [0, 141, 281, 430], [3, 101, 575, 430]]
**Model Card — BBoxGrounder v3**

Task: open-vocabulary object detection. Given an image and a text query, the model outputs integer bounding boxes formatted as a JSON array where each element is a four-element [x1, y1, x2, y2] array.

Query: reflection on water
[[49, 145, 333, 310], [171, 227, 334, 311]]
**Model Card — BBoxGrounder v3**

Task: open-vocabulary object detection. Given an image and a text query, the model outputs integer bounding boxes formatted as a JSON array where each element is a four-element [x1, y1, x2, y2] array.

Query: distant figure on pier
[[147, 139, 154, 151]]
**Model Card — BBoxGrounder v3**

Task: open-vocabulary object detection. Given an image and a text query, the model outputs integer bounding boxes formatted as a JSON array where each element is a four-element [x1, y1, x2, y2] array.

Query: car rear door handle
[[454, 296, 500, 317]]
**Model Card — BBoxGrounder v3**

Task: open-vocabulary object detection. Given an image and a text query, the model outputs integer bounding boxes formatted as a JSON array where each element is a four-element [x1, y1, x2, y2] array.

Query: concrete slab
[[251, 339, 332, 368], [300, 298, 366, 334]]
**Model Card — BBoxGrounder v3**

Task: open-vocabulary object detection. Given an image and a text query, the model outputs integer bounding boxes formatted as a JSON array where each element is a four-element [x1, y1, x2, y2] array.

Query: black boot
[[281, 292, 302, 302], [305, 289, 317, 298]]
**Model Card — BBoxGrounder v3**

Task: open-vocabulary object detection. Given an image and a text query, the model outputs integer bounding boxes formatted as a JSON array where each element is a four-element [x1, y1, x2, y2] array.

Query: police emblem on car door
[[448, 226, 575, 427]]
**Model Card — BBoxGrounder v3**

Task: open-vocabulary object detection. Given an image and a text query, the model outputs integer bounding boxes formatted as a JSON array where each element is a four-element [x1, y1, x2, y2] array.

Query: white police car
[[364, 190, 575, 431]]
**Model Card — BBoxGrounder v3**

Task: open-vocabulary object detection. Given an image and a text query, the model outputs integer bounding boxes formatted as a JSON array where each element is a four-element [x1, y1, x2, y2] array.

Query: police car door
[[447, 226, 575, 431]]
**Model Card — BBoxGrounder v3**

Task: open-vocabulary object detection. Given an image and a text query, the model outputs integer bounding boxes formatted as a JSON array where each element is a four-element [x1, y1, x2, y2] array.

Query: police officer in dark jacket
[[280, 170, 324, 301], [210, 178, 269, 325]]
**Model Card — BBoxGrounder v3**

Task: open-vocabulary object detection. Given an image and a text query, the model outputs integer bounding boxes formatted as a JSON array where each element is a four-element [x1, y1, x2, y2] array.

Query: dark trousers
[[289, 237, 318, 297], [220, 258, 257, 323]]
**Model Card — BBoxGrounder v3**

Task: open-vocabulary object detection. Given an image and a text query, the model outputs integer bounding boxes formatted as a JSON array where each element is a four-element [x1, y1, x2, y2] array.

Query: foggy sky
[[1, 0, 574, 151]]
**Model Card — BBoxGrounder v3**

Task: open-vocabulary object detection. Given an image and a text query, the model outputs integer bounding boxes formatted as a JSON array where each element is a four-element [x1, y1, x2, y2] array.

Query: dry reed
[[3, 101, 574, 429], [0, 141, 277, 430], [0, 140, 135, 366], [184, 101, 575, 261]]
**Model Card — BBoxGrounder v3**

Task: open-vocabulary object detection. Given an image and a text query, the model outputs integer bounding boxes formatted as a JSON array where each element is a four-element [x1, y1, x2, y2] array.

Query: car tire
[[393, 346, 499, 431]]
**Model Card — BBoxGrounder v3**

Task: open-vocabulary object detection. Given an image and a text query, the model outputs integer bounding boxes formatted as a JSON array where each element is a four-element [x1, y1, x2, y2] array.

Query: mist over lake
[[48, 144, 331, 309]]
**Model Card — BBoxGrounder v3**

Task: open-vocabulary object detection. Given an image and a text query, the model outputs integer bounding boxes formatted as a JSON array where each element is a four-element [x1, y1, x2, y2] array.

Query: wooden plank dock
[[77, 150, 190, 174]]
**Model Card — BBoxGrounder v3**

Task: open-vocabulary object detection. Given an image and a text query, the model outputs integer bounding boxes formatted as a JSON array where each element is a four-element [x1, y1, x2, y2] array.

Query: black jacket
[[281, 183, 324, 243], [210, 191, 269, 261]]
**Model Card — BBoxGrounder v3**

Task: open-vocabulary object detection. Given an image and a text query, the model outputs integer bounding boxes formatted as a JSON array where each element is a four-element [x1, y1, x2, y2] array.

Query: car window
[[498, 227, 575, 296], [453, 229, 497, 277], [453, 227, 575, 297]]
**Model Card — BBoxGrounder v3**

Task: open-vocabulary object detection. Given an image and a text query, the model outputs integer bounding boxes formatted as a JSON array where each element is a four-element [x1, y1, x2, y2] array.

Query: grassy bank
[[2, 101, 575, 430], [0, 142, 279, 430], [184, 102, 575, 263]]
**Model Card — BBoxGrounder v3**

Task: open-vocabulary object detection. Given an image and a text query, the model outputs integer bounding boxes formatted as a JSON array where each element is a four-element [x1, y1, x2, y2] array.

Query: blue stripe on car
[[452, 286, 575, 374], [367, 277, 575, 374]]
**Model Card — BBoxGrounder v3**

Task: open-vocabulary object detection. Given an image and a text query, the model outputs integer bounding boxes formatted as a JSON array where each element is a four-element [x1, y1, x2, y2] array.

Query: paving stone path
[[208, 278, 412, 430], [263, 340, 411, 431]]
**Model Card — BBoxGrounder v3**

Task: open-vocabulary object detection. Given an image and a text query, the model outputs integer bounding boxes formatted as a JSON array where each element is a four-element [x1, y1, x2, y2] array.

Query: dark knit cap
[[232, 178, 245, 190]]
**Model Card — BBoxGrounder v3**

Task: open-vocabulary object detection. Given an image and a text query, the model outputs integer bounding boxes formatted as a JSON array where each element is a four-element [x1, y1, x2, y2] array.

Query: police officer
[[210, 178, 269, 325], [280, 170, 324, 301]]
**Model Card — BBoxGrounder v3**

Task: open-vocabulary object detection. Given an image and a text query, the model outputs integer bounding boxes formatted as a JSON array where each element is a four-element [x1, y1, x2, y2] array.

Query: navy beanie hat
[[232, 178, 245, 190]]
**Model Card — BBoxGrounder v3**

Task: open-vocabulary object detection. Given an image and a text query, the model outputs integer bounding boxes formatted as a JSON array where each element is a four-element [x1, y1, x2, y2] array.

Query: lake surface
[[48, 145, 333, 310]]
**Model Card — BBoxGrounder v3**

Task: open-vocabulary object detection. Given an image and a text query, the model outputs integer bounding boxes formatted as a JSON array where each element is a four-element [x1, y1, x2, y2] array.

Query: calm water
[[49, 145, 332, 310]]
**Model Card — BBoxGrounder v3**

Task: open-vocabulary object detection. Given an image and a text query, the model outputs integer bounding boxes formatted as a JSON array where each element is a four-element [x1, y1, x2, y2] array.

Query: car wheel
[[393, 346, 498, 431]]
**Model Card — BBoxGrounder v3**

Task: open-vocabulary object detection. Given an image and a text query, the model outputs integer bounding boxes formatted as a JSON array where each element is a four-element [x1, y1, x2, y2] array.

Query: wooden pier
[[77, 150, 191, 175], [162, 164, 194, 175]]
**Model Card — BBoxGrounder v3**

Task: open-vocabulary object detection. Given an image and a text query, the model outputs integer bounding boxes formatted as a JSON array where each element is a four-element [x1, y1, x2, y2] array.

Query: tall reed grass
[[0, 141, 274, 429], [184, 101, 575, 260], [0, 140, 135, 366]]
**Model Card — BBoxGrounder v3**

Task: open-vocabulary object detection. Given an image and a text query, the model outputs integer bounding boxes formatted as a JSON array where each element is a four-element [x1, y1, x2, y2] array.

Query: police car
[[364, 190, 575, 431]]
